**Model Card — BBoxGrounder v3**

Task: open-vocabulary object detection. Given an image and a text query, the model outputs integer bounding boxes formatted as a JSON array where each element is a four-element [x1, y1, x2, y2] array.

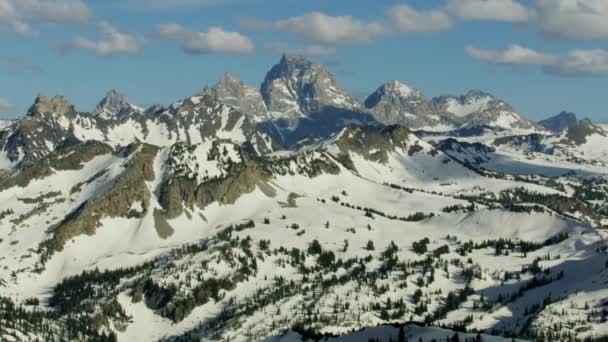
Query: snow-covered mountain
[[94, 89, 143, 119], [202, 55, 548, 147], [537, 111, 578, 133], [364, 81, 451, 129], [203, 72, 271, 124], [1, 57, 608, 342], [261, 54, 362, 124], [0, 92, 274, 171], [432, 90, 540, 131], [259, 54, 376, 145], [364, 85, 542, 133]]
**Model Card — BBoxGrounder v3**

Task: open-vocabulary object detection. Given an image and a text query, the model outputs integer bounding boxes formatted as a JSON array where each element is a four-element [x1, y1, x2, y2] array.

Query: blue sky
[[0, 0, 607, 122]]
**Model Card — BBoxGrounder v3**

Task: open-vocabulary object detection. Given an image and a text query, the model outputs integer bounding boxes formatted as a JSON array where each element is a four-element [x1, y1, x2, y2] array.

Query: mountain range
[[0, 55, 607, 342]]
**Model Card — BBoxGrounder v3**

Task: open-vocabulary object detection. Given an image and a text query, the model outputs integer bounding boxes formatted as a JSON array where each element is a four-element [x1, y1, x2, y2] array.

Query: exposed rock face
[[1, 96, 77, 167], [432, 90, 496, 118], [0, 140, 113, 190], [538, 111, 578, 133], [432, 90, 538, 131], [158, 139, 343, 219], [0, 92, 275, 173], [260, 54, 376, 145], [561, 120, 607, 145], [160, 143, 273, 218], [261, 54, 361, 120], [493, 134, 553, 153], [333, 125, 415, 164], [41, 144, 159, 259], [27, 94, 75, 117], [144, 104, 164, 116], [203, 73, 271, 124], [436, 138, 496, 165], [162, 94, 275, 154], [94, 90, 138, 118], [365, 81, 444, 128]]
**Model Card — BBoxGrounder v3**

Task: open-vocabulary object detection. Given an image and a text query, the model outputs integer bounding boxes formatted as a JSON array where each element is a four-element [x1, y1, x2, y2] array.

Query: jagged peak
[[144, 104, 164, 116], [279, 53, 311, 66], [364, 80, 427, 112], [220, 72, 242, 85], [269, 54, 320, 78], [380, 80, 422, 98], [27, 93, 75, 116], [463, 89, 495, 100], [537, 111, 578, 133], [94, 89, 135, 118]]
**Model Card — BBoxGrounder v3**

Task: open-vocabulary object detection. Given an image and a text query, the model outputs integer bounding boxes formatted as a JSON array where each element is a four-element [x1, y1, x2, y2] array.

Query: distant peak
[[537, 111, 578, 133], [28, 93, 75, 116], [280, 53, 306, 63], [104, 89, 128, 102], [278, 53, 313, 69], [95, 89, 133, 117], [557, 111, 576, 118], [383, 81, 416, 97], [220, 72, 242, 85], [463, 89, 494, 100]]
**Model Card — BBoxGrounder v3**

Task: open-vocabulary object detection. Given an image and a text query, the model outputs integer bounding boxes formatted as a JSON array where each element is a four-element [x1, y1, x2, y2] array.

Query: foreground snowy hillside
[[1, 60, 607, 342]]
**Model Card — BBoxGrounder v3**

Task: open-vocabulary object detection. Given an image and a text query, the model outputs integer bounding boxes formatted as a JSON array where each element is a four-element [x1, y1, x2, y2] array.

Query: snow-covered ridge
[[0, 55, 607, 342], [445, 95, 494, 117], [0, 92, 274, 171]]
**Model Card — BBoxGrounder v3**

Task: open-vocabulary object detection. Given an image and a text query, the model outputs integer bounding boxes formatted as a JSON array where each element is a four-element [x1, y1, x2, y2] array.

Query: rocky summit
[[94, 90, 140, 119], [1, 55, 608, 342]]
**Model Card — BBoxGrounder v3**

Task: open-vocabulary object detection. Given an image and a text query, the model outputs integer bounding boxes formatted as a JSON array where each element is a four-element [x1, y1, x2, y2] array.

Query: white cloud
[[68, 21, 139, 57], [446, 0, 529, 22], [0, 0, 92, 36], [239, 13, 386, 45], [241, 7, 452, 46], [156, 23, 254, 54], [466, 44, 608, 76], [270, 12, 387, 45], [465, 44, 556, 65], [0, 98, 12, 113], [265, 42, 336, 57], [116, 0, 234, 9], [388, 4, 452, 33], [548, 49, 608, 76], [532, 0, 608, 40], [22, 0, 91, 24]]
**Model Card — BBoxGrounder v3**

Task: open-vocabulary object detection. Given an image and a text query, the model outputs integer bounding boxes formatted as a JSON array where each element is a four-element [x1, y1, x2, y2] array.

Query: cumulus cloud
[[0, 98, 12, 113], [548, 49, 608, 76], [265, 12, 387, 45], [115, 0, 235, 10], [265, 42, 336, 57], [465, 44, 556, 65], [0, 0, 92, 36], [446, 0, 529, 22], [241, 6, 453, 46], [466, 44, 608, 76], [388, 4, 452, 33], [22, 0, 91, 24], [531, 0, 608, 40], [66, 21, 139, 57], [156, 23, 254, 54]]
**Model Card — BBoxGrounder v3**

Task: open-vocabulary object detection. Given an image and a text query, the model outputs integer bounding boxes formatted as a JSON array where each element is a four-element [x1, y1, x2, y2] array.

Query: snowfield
[[0, 117, 606, 342], [0, 68, 607, 341]]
